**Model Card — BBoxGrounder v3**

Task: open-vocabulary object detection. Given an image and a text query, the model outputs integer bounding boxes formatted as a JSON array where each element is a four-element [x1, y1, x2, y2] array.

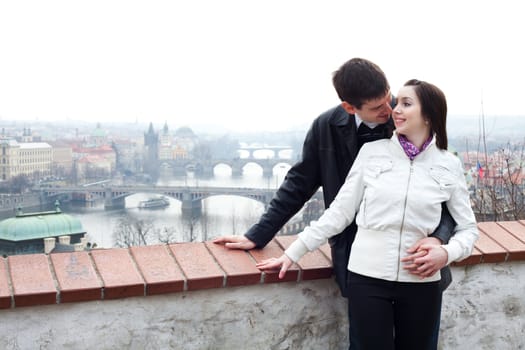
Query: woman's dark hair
[[332, 58, 390, 109], [404, 79, 448, 150]]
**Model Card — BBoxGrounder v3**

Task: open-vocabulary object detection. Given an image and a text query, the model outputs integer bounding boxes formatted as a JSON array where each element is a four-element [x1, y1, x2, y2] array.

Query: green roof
[[0, 206, 85, 242], [91, 123, 107, 137]]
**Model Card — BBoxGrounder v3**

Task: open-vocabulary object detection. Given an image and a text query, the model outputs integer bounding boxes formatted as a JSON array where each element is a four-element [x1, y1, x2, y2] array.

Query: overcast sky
[[0, 0, 523, 132]]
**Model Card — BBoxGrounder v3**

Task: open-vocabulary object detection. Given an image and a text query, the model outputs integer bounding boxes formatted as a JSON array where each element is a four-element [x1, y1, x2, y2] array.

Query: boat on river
[[138, 196, 170, 209]]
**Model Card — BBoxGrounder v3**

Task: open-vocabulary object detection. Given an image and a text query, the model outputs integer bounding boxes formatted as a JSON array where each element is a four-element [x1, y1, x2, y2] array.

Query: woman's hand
[[256, 255, 293, 279], [401, 238, 448, 278]]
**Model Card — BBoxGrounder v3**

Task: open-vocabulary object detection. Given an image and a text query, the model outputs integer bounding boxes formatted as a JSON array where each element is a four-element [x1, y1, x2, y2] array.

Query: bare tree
[[495, 143, 525, 220], [468, 112, 525, 221], [158, 226, 179, 244], [200, 199, 210, 241], [114, 215, 157, 247], [1, 174, 31, 194], [237, 203, 264, 235], [182, 214, 200, 242]]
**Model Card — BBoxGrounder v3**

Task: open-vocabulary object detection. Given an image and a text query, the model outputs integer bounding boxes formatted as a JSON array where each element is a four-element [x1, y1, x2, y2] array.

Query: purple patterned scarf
[[398, 134, 433, 160]]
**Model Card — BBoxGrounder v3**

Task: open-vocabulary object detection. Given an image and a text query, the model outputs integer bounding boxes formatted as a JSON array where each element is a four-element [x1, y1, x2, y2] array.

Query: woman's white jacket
[[286, 133, 479, 283]]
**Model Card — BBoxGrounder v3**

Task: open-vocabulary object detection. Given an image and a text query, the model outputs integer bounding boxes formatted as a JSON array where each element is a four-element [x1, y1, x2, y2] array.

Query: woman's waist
[[348, 227, 441, 283]]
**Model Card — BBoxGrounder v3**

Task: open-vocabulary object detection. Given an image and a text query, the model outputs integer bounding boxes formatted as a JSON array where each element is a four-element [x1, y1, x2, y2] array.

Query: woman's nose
[[392, 105, 399, 114]]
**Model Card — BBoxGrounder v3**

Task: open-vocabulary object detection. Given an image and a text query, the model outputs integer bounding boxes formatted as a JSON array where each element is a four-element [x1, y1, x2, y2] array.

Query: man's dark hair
[[332, 58, 390, 109], [404, 79, 448, 150]]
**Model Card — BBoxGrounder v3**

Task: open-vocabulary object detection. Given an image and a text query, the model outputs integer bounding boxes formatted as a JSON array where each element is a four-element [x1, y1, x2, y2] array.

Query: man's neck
[[355, 113, 380, 129]]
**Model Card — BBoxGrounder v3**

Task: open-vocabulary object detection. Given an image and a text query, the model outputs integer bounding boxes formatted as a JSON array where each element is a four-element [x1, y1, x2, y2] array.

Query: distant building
[[173, 144, 188, 160], [112, 138, 143, 175], [143, 122, 159, 179], [20, 127, 34, 142], [174, 126, 197, 156], [47, 141, 74, 178], [75, 153, 113, 180], [0, 202, 87, 256], [0, 193, 42, 214], [0, 139, 52, 181], [142, 123, 199, 177], [159, 121, 173, 160], [71, 124, 117, 182], [90, 123, 109, 147]]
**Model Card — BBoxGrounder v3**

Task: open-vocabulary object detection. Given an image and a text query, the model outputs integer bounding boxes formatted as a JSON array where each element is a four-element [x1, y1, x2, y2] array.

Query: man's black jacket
[[245, 105, 455, 296]]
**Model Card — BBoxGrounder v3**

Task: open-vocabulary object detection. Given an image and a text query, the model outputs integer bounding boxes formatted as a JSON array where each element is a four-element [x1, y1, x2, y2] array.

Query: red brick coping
[[1, 221, 525, 309]]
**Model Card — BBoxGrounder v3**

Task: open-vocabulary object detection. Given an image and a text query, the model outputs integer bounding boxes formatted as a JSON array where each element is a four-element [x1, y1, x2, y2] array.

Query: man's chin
[[377, 116, 391, 124]]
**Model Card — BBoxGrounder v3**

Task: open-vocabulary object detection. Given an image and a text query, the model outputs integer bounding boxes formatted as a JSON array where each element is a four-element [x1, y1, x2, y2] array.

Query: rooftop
[[19, 142, 52, 149], [0, 204, 85, 242]]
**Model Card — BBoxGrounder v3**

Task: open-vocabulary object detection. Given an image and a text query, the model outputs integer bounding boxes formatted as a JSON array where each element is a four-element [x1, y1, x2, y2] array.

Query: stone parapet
[[0, 220, 524, 349]]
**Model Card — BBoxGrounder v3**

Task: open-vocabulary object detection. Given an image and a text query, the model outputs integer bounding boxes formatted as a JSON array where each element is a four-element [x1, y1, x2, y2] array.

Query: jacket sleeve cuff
[[285, 239, 309, 263], [442, 242, 462, 265], [245, 226, 272, 248]]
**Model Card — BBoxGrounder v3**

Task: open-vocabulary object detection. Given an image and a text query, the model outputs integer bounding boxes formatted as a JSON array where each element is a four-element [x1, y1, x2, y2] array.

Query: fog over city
[[1, 0, 524, 132], [1, 1, 524, 248]]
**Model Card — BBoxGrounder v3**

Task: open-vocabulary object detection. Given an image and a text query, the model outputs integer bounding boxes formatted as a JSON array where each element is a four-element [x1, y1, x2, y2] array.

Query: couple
[[214, 58, 478, 349]]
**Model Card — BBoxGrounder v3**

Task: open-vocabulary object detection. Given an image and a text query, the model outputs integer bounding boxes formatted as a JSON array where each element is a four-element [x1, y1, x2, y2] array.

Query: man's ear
[[341, 101, 358, 115]]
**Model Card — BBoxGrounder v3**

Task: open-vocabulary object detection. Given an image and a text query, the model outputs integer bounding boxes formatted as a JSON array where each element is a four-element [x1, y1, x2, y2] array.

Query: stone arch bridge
[[162, 157, 294, 178], [161, 146, 296, 177], [40, 185, 276, 216]]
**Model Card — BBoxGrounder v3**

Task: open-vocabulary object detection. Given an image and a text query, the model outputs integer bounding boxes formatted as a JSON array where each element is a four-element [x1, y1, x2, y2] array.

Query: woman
[[256, 79, 478, 350]]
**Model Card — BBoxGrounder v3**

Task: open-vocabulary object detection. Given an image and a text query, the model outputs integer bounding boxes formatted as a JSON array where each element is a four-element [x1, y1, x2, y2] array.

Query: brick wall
[[1, 220, 525, 349]]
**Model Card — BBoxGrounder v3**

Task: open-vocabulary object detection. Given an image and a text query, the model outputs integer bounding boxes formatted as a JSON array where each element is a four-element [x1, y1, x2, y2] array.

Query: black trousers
[[347, 272, 442, 350]]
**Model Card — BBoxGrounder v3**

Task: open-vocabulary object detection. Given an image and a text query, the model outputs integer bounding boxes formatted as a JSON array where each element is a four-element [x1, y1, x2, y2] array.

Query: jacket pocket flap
[[429, 166, 457, 188], [365, 160, 393, 178]]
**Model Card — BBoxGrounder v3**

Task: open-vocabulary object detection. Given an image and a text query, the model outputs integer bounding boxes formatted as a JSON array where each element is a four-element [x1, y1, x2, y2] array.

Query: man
[[214, 58, 454, 345]]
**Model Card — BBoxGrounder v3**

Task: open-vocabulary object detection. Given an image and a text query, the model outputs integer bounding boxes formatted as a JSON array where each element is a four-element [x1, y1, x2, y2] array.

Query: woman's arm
[[441, 158, 479, 264], [257, 146, 368, 277]]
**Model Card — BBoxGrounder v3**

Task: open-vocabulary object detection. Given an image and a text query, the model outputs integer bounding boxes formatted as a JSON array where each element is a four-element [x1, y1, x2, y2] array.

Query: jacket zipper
[[396, 160, 413, 280]]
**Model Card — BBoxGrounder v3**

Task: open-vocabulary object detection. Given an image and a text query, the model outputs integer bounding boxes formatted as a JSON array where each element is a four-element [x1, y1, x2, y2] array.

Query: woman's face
[[392, 85, 430, 138]]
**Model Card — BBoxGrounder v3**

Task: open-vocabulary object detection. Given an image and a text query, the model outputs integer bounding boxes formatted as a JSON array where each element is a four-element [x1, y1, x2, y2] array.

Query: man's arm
[[214, 121, 322, 249], [430, 203, 456, 244]]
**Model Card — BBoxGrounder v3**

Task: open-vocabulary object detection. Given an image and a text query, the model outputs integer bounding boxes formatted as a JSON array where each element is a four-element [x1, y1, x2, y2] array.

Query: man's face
[[353, 91, 392, 124]]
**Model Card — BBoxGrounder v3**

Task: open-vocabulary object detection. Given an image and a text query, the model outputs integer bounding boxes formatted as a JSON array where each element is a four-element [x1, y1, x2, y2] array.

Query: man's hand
[[256, 254, 293, 279], [409, 236, 442, 250], [212, 235, 256, 250], [401, 237, 448, 278]]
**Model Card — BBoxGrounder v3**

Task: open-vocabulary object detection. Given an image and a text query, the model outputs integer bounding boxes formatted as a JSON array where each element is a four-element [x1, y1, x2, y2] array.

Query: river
[[59, 160, 292, 248]]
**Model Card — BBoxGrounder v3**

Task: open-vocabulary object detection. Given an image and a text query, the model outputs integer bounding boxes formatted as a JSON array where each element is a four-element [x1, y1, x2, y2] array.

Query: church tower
[[143, 122, 159, 180]]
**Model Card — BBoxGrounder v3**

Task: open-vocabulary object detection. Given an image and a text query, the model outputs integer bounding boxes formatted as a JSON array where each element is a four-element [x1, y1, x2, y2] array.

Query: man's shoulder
[[313, 105, 352, 127]]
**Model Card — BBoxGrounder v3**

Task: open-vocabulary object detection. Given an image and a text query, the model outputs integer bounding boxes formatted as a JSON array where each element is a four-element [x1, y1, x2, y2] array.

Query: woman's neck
[[401, 132, 430, 150]]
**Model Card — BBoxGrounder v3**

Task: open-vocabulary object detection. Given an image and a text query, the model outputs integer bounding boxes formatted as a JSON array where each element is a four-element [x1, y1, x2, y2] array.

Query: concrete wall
[[1, 263, 524, 349], [441, 262, 525, 350], [0, 280, 348, 350]]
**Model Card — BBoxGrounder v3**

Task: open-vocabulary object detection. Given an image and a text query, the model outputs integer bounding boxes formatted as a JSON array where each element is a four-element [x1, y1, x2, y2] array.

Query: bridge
[[238, 145, 293, 158], [38, 185, 277, 216], [161, 157, 294, 178], [159, 145, 296, 178]]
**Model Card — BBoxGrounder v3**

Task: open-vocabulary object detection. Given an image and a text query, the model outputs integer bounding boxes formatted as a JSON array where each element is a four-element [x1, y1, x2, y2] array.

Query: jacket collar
[[391, 131, 437, 157], [329, 105, 355, 127]]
